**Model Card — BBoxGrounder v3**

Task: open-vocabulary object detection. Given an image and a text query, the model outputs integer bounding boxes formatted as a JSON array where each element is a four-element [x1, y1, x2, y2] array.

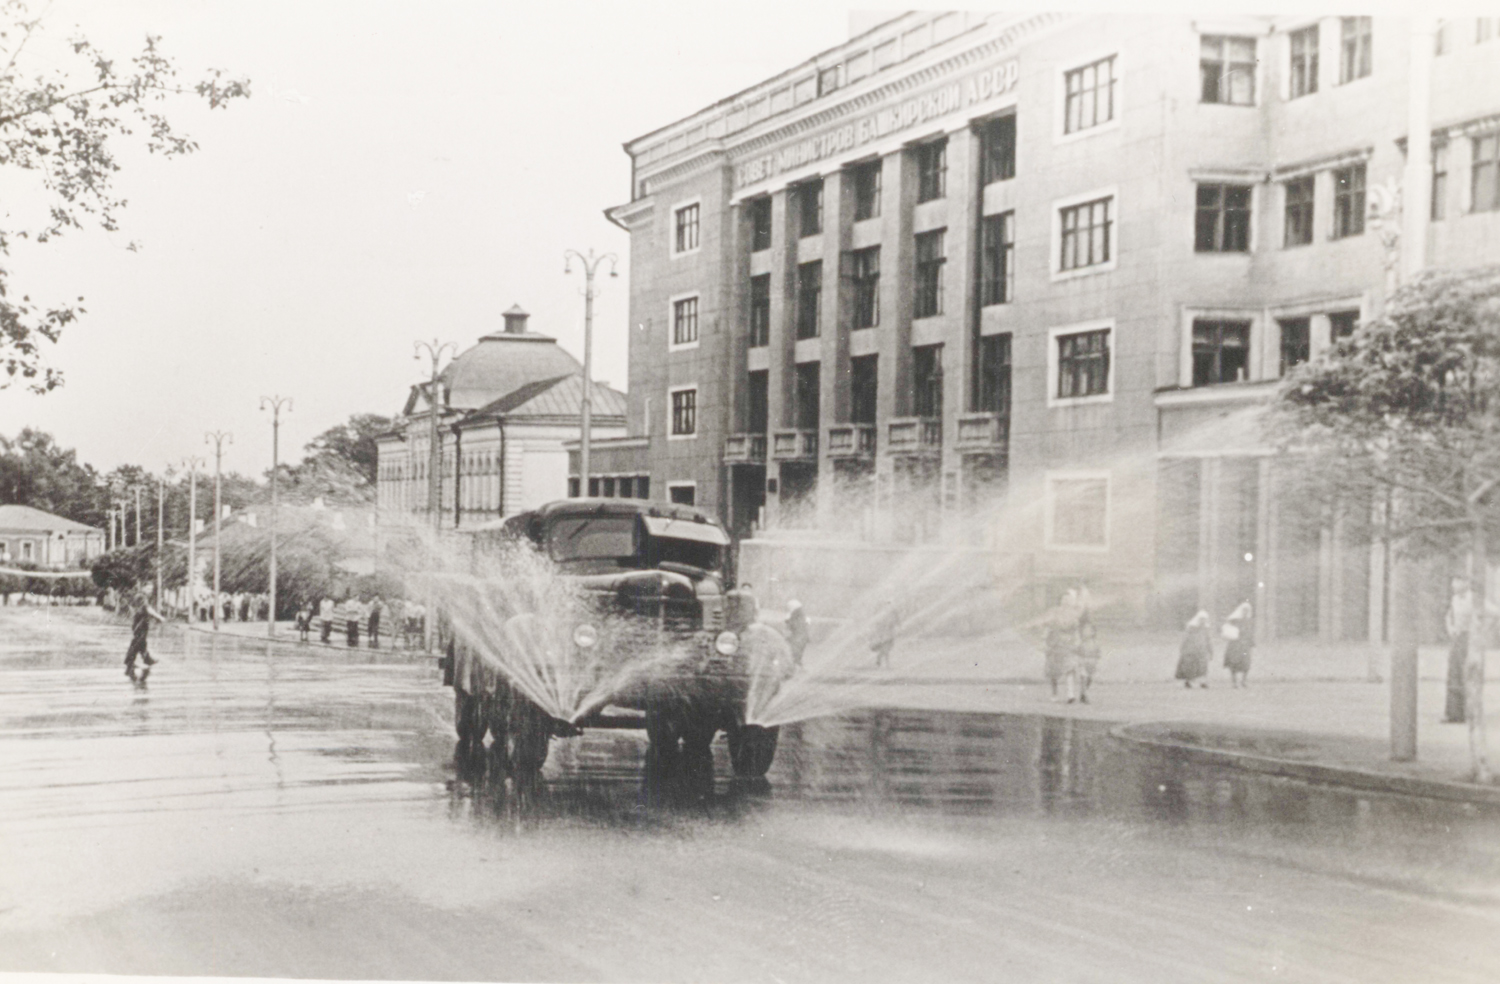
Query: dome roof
[[437, 307, 583, 411]]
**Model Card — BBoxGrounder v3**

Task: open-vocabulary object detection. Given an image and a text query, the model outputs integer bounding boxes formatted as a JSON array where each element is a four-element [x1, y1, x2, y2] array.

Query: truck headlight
[[715, 631, 740, 656], [572, 623, 599, 649]]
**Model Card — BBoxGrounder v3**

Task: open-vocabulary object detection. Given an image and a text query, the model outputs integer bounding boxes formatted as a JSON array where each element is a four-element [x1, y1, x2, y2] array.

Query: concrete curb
[[1110, 721, 1500, 808]]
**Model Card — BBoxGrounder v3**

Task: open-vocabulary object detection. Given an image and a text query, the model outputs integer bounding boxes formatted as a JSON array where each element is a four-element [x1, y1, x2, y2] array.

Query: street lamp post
[[563, 249, 618, 497], [156, 469, 169, 609], [134, 486, 142, 548], [414, 340, 456, 533], [184, 455, 204, 622], [261, 396, 292, 637], [206, 431, 232, 631]]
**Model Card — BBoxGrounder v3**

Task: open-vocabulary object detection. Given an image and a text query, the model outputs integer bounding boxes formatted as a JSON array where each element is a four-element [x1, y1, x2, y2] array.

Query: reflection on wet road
[[1, 609, 1497, 983]]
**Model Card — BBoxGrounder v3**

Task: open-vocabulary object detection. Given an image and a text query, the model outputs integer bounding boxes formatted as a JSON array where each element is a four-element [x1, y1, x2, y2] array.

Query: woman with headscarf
[[785, 599, 810, 668], [1222, 601, 1254, 688], [1175, 610, 1212, 688]]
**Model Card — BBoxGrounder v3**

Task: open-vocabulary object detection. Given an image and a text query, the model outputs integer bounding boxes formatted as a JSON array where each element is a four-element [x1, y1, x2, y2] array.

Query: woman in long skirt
[[1222, 601, 1254, 688], [1175, 610, 1213, 688]]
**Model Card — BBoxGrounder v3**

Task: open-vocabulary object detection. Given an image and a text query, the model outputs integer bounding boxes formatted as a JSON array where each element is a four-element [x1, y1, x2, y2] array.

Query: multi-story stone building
[[596, 12, 1500, 636], [376, 306, 627, 529]]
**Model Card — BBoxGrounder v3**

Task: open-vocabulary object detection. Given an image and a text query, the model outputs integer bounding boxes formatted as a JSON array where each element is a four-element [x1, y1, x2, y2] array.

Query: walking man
[[125, 593, 164, 680], [368, 596, 383, 649], [1444, 575, 1473, 723]]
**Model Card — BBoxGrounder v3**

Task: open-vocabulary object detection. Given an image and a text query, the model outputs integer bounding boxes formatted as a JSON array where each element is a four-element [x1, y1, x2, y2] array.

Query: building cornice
[[1271, 145, 1375, 181]]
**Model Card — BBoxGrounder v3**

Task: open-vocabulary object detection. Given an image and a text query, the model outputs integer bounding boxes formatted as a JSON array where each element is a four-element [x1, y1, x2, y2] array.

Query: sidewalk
[[181, 617, 427, 655]]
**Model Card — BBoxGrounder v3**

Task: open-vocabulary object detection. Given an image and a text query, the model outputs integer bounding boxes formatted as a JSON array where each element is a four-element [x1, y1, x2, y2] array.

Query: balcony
[[955, 412, 1009, 453], [723, 432, 767, 464], [886, 417, 942, 456], [771, 429, 819, 461], [826, 424, 876, 458]]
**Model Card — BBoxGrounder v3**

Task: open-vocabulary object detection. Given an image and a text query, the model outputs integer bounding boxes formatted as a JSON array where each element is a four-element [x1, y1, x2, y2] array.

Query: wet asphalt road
[[2, 607, 1499, 984]]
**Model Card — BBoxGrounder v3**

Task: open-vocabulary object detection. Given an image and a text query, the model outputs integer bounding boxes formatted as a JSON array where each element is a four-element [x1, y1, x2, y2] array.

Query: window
[[672, 296, 699, 347], [20, 540, 33, 560], [1289, 25, 1319, 98], [1329, 310, 1359, 340], [852, 160, 882, 221], [749, 197, 772, 252], [914, 229, 946, 318], [1340, 17, 1372, 83], [1278, 317, 1310, 375], [602, 476, 616, 498], [1195, 184, 1251, 252], [916, 138, 947, 202], [670, 388, 697, 437], [1192, 319, 1251, 386], [568, 477, 580, 497], [668, 484, 695, 506], [1333, 164, 1366, 238], [851, 355, 877, 425], [1284, 176, 1314, 246], [976, 333, 1012, 416], [747, 370, 769, 433], [1474, 134, 1500, 213], [794, 362, 820, 430], [674, 202, 700, 254], [1059, 197, 1112, 272], [1056, 328, 1111, 399], [1064, 55, 1116, 134], [981, 211, 1015, 305], [848, 247, 880, 329], [913, 344, 943, 419], [796, 261, 822, 339], [798, 179, 823, 237], [1047, 474, 1108, 549], [1201, 35, 1256, 104], [748, 275, 770, 347], [980, 114, 1016, 183], [1432, 143, 1449, 220]]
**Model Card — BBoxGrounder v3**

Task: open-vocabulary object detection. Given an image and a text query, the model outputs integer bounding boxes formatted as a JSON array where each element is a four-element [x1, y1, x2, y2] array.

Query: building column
[[764, 187, 795, 528], [873, 146, 916, 542], [1197, 457, 1220, 618], [1255, 457, 1274, 643], [817, 169, 848, 529], [941, 124, 981, 538]]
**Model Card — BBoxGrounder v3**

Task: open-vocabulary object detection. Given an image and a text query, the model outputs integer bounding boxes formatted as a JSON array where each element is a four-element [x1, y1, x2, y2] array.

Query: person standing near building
[[319, 596, 335, 644], [124, 593, 164, 679], [785, 599, 809, 668], [1175, 610, 1213, 688], [1444, 575, 1473, 723], [368, 596, 383, 649], [296, 603, 312, 643], [870, 605, 900, 670], [1043, 588, 1085, 702], [1222, 601, 1254, 688]]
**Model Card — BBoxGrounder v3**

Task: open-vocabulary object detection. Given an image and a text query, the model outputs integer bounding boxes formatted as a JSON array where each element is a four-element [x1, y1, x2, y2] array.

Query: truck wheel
[[503, 695, 550, 775], [454, 689, 485, 744], [728, 724, 779, 777]]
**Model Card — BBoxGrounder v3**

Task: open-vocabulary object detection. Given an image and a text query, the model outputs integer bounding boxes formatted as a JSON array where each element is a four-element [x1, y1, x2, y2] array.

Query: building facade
[[376, 306, 627, 529], [601, 12, 1500, 635], [0, 504, 105, 567]]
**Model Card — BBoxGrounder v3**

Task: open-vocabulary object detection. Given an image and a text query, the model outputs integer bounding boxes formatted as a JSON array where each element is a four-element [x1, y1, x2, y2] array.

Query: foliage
[[89, 541, 185, 593], [301, 414, 391, 487], [0, 427, 107, 524], [0, 1, 249, 391], [214, 516, 348, 618]]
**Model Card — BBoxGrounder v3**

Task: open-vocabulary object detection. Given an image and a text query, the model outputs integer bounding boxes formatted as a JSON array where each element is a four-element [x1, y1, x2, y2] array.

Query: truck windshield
[[648, 536, 722, 572], [546, 516, 638, 563]]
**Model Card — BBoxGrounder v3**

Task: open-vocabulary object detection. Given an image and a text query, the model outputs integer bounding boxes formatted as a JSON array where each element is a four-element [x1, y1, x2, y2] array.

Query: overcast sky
[[0, 0, 853, 476]]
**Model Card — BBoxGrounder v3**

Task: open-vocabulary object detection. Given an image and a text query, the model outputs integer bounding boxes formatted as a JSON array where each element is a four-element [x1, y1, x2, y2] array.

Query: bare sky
[[0, 0, 850, 475]]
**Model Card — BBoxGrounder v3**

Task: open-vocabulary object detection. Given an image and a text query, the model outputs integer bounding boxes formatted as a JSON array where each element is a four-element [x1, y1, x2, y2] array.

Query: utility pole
[[563, 248, 618, 496], [414, 340, 456, 532], [261, 395, 292, 637], [184, 455, 204, 622], [206, 431, 232, 631], [134, 486, 142, 548], [156, 470, 169, 609]]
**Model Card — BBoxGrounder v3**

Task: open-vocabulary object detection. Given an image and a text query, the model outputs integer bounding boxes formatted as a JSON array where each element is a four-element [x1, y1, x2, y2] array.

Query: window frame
[[913, 228, 946, 319], [851, 159, 883, 222], [748, 196, 773, 252], [848, 246, 881, 330], [1432, 142, 1449, 220], [975, 332, 1012, 416], [793, 360, 821, 431], [979, 113, 1017, 184], [671, 199, 702, 258], [850, 354, 878, 425], [1332, 163, 1366, 239], [1199, 35, 1258, 106], [795, 260, 822, 339], [1339, 16, 1372, 85], [1283, 174, 1315, 247], [1057, 52, 1119, 142], [1047, 319, 1115, 408], [1051, 187, 1118, 280], [748, 274, 771, 348], [1473, 133, 1500, 213], [1044, 469, 1111, 553], [981, 211, 1015, 306], [797, 178, 824, 238], [912, 343, 944, 420], [1288, 24, 1320, 99], [668, 385, 698, 440], [1277, 316, 1311, 377], [1194, 182, 1253, 253], [668, 292, 700, 351], [666, 482, 697, 506], [915, 138, 948, 203], [1191, 318, 1253, 387]]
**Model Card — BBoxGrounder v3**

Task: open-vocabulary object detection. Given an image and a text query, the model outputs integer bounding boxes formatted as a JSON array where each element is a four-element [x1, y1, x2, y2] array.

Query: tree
[[1, 1, 249, 391], [0, 427, 107, 524], [1271, 266, 1500, 782], [301, 414, 392, 487]]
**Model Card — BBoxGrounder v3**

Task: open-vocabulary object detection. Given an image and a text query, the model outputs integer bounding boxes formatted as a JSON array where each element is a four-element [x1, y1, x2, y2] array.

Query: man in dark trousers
[[125, 593, 165, 679]]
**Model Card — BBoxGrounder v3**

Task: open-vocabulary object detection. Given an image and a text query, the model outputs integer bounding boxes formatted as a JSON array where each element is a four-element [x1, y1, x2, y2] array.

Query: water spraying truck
[[436, 498, 789, 778]]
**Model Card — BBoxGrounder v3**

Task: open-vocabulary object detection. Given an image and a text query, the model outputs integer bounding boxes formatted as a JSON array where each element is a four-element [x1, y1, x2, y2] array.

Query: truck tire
[[728, 724, 779, 778], [454, 688, 485, 744], [502, 694, 550, 775]]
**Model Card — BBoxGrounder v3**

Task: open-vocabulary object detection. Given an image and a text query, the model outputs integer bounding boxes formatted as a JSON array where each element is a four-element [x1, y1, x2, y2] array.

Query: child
[[1175, 610, 1212, 688]]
